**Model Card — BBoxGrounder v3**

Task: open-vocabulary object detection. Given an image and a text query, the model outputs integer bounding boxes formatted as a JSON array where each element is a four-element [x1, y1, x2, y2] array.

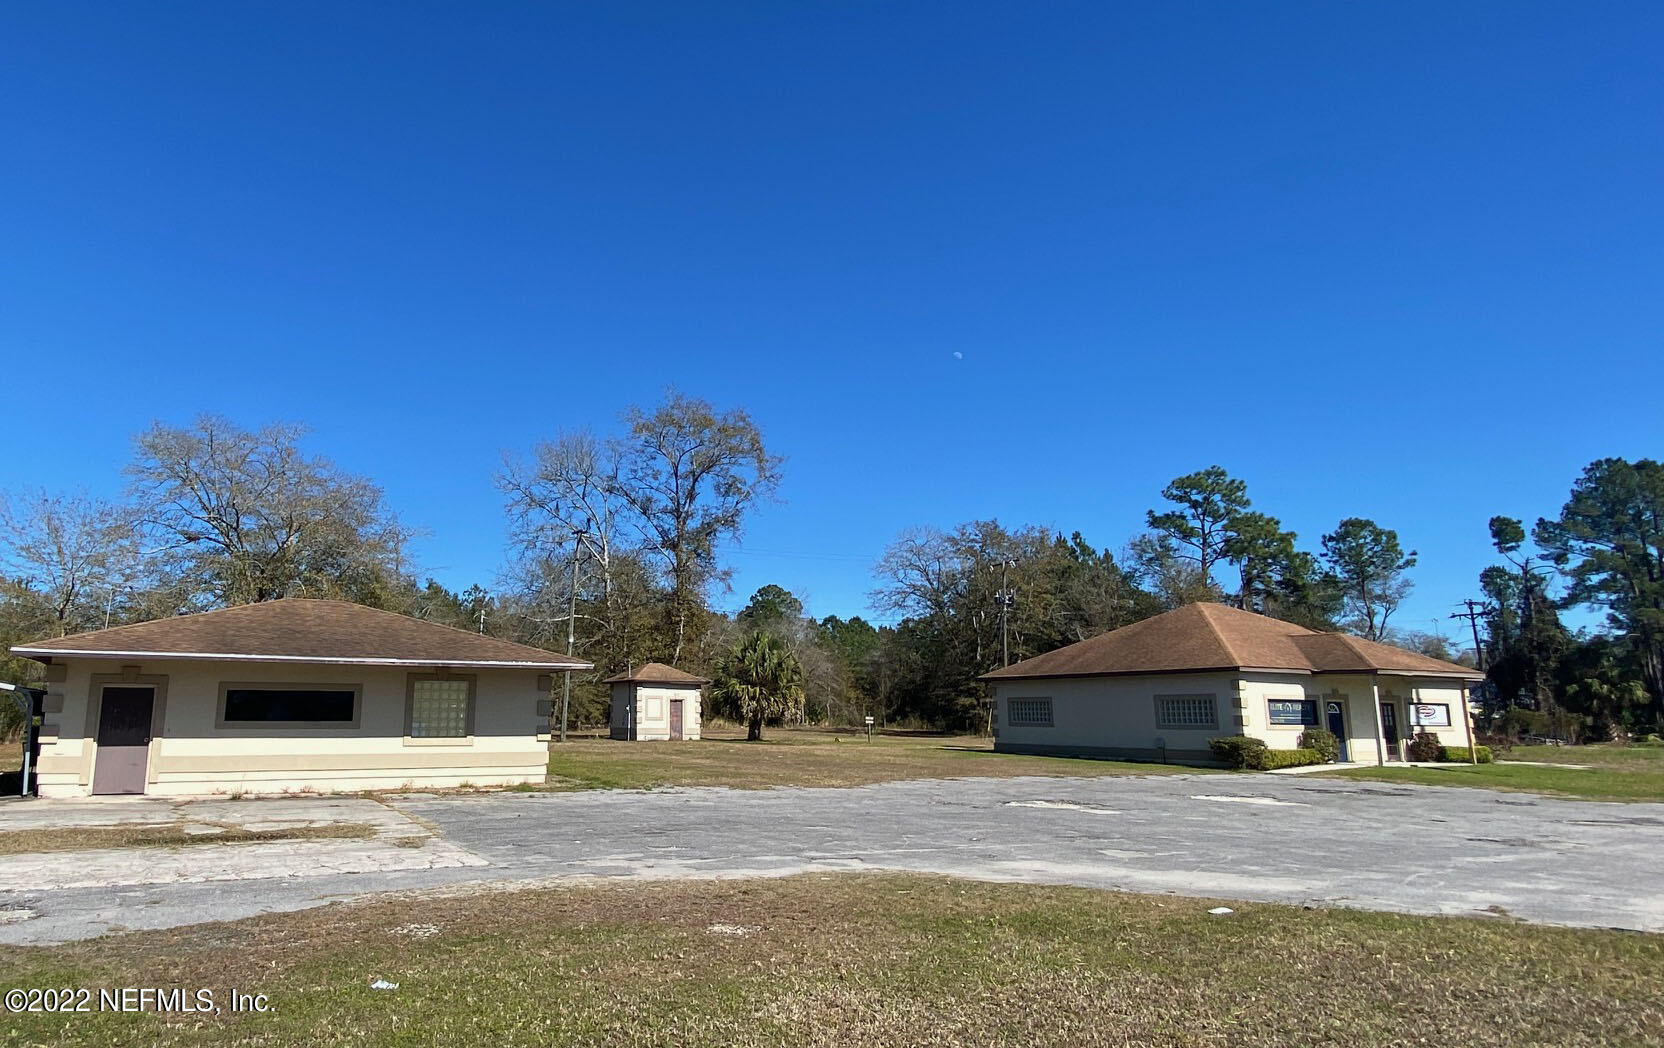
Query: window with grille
[[1007, 697, 1053, 727], [410, 678, 472, 738], [1155, 695, 1217, 730]]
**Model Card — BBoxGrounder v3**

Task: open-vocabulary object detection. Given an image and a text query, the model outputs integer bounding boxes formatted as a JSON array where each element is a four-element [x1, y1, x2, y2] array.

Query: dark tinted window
[[223, 688, 356, 723]]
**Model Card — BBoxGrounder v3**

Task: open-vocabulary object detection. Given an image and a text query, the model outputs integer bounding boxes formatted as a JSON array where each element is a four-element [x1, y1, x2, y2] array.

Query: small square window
[[1007, 697, 1053, 727], [1156, 695, 1217, 730], [410, 679, 471, 738]]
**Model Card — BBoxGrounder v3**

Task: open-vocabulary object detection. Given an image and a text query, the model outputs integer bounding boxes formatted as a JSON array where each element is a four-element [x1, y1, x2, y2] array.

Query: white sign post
[[864, 715, 874, 743]]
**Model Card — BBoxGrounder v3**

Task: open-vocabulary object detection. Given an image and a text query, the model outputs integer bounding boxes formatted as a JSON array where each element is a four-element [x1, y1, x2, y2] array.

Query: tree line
[[1471, 459, 1664, 741], [0, 392, 783, 732], [856, 468, 1420, 730], [2, 401, 1658, 740]]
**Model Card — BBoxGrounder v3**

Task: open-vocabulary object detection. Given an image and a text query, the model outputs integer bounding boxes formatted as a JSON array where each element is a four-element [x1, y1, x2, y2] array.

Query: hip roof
[[979, 602, 1482, 682], [12, 598, 592, 670]]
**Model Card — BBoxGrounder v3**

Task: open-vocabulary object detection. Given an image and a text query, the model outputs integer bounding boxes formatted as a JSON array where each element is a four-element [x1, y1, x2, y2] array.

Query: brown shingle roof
[[601, 662, 709, 685], [11, 598, 592, 670], [979, 603, 1481, 681]]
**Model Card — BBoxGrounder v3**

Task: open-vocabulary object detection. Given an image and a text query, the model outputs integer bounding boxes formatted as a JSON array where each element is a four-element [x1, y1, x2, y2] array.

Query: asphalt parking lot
[[3, 773, 1661, 945]]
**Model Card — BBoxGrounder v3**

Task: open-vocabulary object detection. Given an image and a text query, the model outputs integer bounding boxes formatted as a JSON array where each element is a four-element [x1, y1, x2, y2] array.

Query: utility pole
[[997, 558, 1016, 667], [1450, 599, 1487, 672], [560, 527, 589, 744]]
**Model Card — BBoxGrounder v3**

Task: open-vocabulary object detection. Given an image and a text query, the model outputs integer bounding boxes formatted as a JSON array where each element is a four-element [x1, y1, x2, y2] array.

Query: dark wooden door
[[669, 699, 684, 740], [1379, 702, 1400, 760], [1325, 701, 1350, 762], [92, 686, 154, 795]]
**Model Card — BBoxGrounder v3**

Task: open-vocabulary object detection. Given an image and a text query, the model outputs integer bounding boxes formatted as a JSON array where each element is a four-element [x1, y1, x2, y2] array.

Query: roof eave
[[1310, 667, 1485, 681], [978, 664, 1265, 682], [7, 647, 593, 671], [980, 664, 1484, 683]]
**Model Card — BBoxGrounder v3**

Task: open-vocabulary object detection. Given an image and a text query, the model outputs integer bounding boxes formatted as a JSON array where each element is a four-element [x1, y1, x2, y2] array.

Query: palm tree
[[712, 631, 804, 741]]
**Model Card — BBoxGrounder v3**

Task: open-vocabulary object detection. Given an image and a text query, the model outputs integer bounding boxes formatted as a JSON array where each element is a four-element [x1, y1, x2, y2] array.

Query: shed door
[[669, 698, 684, 741], [92, 686, 155, 795]]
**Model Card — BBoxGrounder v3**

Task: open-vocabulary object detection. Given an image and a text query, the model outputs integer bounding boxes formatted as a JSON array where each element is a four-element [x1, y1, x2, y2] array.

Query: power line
[[998, 558, 1016, 667], [1450, 599, 1488, 673]]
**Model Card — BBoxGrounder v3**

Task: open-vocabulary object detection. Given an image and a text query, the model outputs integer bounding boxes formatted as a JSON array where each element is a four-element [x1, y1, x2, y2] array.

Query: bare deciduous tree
[[499, 429, 630, 610], [127, 415, 414, 606], [0, 490, 145, 638], [618, 391, 782, 662], [870, 526, 961, 620]]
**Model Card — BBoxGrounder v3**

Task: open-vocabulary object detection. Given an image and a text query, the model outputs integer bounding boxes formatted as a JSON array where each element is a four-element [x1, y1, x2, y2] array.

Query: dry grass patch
[[542, 725, 1206, 790], [0, 822, 377, 856], [1, 874, 1659, 1047]]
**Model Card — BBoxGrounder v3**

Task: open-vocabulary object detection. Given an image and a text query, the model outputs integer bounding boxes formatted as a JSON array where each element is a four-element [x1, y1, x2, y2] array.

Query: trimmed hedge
[[1407, 731, 1444, 763], [1298, 727, 1340, 763], [1209, 736, 1323, 771], [1265, 748, 1323, 770], [1209, 736, 1270, 769], [1438, 745, 1494, 764]]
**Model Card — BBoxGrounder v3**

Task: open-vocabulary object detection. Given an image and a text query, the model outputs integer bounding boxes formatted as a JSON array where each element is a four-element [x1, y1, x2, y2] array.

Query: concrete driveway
[[2, 773, 1661, 945], [0, 795, 484, 898]]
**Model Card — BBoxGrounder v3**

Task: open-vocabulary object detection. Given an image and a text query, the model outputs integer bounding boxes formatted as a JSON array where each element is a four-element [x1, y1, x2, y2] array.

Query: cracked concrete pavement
[[0, 794, 431, 836], [2, 773, 1661, 945], [0, 796, 485, 938]]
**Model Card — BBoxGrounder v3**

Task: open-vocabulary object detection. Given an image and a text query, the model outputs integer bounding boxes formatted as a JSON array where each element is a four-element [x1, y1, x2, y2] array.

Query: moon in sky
[[952, 351, 963, 360]]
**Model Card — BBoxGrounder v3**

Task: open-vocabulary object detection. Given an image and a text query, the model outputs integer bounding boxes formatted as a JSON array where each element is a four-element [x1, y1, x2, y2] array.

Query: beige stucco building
[[606, 663, 707, 741], [980, 603, 1483, 766], [11, 599, 590, 798]]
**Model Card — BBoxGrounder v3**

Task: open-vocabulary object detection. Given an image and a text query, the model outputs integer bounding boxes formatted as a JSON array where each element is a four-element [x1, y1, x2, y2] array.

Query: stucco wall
[[991, 672, 1240, 762], [1246, 673, 1473, 763], [993, 671, 1474, 766], [608, 682, 703, 740], [1241, 673, 1361, 760], [34, 658, 550, 797], [630, 684, 703, 741]]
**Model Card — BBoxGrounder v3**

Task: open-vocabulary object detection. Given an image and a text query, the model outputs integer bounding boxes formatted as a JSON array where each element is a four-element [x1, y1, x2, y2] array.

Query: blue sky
[[3, 3, 1660, 642]]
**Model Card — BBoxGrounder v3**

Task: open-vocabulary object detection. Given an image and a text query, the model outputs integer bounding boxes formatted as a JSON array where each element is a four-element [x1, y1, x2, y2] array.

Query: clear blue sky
[[3, 3, 1660, 642]]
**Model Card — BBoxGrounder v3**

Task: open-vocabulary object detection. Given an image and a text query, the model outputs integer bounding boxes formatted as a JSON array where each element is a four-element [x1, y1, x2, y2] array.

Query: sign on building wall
[[1411, 703, 1452, 727]]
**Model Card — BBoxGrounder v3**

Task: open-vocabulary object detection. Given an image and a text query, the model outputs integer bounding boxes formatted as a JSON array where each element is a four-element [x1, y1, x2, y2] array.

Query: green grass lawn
[[2, 874, 1658, 1047], [1321, 743, 1664, 802], [542, 725, 1204, 790]]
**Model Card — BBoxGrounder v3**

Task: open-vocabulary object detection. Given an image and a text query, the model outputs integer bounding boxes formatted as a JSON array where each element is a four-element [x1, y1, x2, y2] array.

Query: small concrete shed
[[605, 663, 708, 741]]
